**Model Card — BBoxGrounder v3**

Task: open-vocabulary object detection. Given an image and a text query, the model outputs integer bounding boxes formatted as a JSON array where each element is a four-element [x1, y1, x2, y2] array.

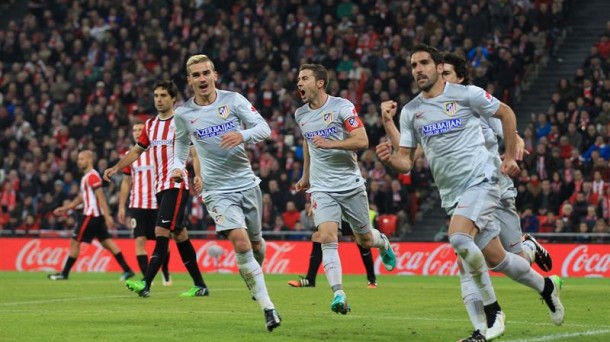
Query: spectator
[[521, 207, 540, 233]]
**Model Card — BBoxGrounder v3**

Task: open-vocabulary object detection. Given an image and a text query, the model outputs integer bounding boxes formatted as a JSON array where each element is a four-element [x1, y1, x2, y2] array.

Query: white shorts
[[310, 186, 371, 235], [202, 186, 263, 242], [447, 180, 501, 250], [496, 198, 523, 254]]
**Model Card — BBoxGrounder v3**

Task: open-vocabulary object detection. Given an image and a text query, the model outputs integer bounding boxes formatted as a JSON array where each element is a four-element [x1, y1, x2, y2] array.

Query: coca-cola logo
[[375, 243, 459, 276], [16, 239, 111, 272], [196, 241, 295, 274], [561, 245, 610, 277]]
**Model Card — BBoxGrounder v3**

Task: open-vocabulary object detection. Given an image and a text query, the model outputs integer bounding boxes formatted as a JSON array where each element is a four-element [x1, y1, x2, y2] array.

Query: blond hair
[[186, 54, 215, 74]]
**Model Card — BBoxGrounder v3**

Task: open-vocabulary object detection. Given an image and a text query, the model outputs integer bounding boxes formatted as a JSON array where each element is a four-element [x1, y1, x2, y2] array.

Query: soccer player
[[293, 63, 396, 315], [170, 55, 281, 332], [103, 80, 209, 298], [376, 44, 564, 341], [48, 150, 134, 281], [441, 52, 554, 340], [117, 121, 171, 285]]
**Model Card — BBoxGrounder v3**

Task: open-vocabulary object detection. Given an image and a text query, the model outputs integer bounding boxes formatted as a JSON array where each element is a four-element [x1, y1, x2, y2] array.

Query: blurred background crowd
[[1, 0, 609, 243]]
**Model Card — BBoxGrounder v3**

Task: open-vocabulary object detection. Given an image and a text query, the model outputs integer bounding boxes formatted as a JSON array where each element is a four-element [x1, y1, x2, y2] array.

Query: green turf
[[0, 272, 608, 341]]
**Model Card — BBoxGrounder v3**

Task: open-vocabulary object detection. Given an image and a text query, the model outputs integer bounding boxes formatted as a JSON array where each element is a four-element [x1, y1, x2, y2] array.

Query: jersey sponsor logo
[[323, 112, 333, 125], [194, 120, 238, 140], [444, 102, 458, 116], [421, 118, 463, 137], [150, 139, 173, 146], [304, 126, 338, 140], [218, 105, 230, 119]]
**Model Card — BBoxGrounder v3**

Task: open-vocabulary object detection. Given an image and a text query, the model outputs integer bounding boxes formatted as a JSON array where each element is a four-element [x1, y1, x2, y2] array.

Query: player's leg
[[356, 244, 377, 287], [341, 187, 395, 271], [48, 215, 90, 280], [173, 228, 208, 295], [288, 240, 321, 287], [48, 239, 80, 280], [311, 191, 349, 314], [482, 238, 564, 326], [131, 209, 153, 277], [450, 181, 503, 339], [457, 258, 487, 335], [244, 187, 266, 267], [161, 249, 171, 286]]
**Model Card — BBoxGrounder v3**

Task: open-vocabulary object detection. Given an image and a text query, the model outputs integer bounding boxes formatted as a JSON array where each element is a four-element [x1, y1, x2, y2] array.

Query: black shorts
[[156, 186, 188, 232], [129, 208, 158, 240], [72, 215, 111, 243]]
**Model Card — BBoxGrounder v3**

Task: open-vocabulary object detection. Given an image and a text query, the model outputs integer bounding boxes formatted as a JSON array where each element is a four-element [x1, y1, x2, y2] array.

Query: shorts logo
[[210, 207, 224, 224], [130, 218, 137, 229], [218, 105, 230, 119], [444, 102, 458, 116], [323, 112, 333, 125]]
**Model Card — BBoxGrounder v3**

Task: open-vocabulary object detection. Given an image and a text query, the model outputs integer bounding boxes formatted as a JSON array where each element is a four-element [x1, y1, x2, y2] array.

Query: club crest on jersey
[[323, 112, 333, 125], [444, 102, 458, 116], [217, 105, 230, 119]]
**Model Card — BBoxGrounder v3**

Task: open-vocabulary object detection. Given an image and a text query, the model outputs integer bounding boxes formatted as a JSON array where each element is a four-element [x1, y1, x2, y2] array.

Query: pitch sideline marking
[[503, 329, 610, 342]]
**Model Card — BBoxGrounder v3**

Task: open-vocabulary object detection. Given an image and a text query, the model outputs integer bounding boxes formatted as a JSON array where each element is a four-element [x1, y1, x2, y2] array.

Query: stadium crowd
[[1, 0, 607, 242]]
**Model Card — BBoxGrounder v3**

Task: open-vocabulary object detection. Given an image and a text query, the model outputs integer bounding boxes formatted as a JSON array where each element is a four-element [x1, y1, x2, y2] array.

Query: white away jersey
[[399, 83, 500, 208], [480, 117, 517, 200], [173, 90, 270, 195], [295, 96, 365, 192]]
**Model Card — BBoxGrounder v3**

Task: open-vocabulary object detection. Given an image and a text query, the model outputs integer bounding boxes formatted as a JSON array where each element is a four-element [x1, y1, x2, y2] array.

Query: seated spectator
[[521, 207, 540, 233], [282, 201, 301, 230], [574, 222, 591, 243], [300, 202, 315, 232], [592, 219, 610, 243], [539, 212, 557, 233]]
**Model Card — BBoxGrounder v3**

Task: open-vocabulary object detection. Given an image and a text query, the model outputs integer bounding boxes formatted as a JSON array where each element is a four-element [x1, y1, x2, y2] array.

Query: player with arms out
[[104, 81, 208, 298], [117, 121, 172, 285], [48, 150, 134, 281], [376, 44, 564, 341], [171, 55, 281, 332], [294, 63, 396, 315]]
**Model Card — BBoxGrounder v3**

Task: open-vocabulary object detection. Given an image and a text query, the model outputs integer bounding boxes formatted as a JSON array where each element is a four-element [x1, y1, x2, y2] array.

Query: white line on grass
[[503, 329, 610, 342]]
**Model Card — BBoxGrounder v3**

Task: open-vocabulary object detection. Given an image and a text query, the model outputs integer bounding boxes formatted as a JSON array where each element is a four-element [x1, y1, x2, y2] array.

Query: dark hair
[[299, 64, 329, 89], [411, 44, 443, 65], [442, 53, 471, 85], [153, 80, 178, 99]]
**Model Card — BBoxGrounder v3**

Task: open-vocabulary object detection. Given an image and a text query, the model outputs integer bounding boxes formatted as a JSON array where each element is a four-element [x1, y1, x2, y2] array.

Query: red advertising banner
[[1, 238, 609, 277]]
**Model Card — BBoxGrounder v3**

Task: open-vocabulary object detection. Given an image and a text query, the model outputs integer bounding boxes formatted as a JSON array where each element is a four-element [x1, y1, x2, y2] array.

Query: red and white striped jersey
[[137, 115, 189, 194], [122, 148, 158, 209], [81, 169, 103, 217]]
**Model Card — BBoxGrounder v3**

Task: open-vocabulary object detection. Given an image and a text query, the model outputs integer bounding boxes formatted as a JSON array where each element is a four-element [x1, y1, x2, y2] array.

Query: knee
[[355, 233, 373, 248], [449, 233, 473, 257]]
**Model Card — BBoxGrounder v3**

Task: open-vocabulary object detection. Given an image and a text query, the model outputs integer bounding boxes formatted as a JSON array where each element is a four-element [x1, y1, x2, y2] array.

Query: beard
[[418, 73, 439, 92]]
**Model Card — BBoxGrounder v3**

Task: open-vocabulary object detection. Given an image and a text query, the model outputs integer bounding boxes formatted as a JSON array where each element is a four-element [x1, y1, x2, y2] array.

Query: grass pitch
[[0, 272, 608, 341]]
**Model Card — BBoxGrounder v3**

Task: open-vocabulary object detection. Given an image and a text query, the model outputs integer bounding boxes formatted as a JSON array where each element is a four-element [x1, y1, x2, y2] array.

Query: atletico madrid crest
[[323, 112, 333, 125], [444, 102, 458, 116], [218, 105, 230, 119]]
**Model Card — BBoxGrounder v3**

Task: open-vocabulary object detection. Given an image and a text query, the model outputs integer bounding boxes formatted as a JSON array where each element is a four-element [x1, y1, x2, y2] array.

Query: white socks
[[322, 242, 343, 292], [236, 250, 274, 310]]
